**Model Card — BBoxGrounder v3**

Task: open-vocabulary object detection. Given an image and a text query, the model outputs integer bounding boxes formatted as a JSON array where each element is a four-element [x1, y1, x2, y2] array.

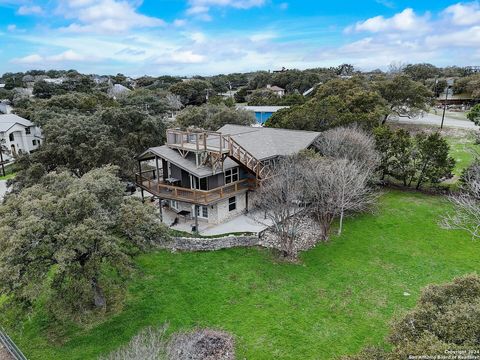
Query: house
[[0, 114, 43, 162], [266, 84, 285, 97], [236, 105, 290, 125], [0, 100, 13, 114], [108, 84, 131, 99], [136, 125, 320, 228]]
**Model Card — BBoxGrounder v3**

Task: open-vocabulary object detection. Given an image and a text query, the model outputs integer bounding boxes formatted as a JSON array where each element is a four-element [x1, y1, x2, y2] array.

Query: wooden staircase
[[223, 136, 272, 179], [165, 129, 272, 180]]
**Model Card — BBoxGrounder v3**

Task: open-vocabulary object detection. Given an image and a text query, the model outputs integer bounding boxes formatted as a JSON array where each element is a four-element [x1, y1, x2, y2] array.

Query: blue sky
[[0, 0, 479, 76]]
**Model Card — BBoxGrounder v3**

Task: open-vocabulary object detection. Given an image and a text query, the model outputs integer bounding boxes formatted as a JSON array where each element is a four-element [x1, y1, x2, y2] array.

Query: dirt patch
[[167, 329, 235, 360], [0, 344, 13, 360]]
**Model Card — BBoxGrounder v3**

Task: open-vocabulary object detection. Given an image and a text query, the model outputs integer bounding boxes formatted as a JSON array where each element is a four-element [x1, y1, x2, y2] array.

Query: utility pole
[[441, 79, 454, 130], [440, 87, 448, 130], [0, 141, 6, 177], [0, 150, 4, 177]]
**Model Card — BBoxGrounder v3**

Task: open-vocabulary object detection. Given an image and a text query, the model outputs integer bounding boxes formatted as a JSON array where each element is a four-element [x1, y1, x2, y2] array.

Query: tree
[[442, 160, 480, 240], [375, 75, 433, 124], [267, 78, 387, 131], [33, 80, 62, 99], [374, 129, 454, 189], [117, 89, 180, 116], [0, 166, 168, 321], [403, 63, 440, 81], [305, 158, 375, 239], [343, 274, 480, 360], [467, 104, 480, 125], [253, 156, 308, 259], [175, 104, 255, 130], [247, 89, 282, 105], [314, 126, 380, 177], [169, 79, 212, 106]]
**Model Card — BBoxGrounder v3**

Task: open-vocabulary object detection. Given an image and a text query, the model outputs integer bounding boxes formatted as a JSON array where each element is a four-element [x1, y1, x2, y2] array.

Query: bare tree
[[253, 155, 308, 259], [442, 168, 480, 240], [305, 158, 376, 240], [314, 125, 380, 178], [99, 325, 168, 360]]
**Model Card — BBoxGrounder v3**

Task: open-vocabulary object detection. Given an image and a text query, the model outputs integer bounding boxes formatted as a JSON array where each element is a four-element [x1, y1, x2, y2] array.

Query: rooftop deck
[[166, 129, 230, 154]]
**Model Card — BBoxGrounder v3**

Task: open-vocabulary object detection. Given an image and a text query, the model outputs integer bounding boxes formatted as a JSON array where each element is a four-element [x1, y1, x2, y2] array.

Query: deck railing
[[136, 174, 255, 205], [166, 129, 230, 153]]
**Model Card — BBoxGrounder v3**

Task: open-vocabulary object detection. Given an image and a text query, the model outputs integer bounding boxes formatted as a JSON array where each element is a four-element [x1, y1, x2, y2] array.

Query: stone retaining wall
[[161, 235, 261, 252]]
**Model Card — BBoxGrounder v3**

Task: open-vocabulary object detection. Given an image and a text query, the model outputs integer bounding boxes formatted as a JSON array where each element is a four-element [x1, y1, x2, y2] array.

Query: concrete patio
[[139, 194, 273, 236]]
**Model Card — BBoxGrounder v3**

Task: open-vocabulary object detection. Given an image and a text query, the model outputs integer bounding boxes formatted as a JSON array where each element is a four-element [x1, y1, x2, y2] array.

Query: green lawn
[[446, 134, 478, 177], [8, 190, 480, 360]]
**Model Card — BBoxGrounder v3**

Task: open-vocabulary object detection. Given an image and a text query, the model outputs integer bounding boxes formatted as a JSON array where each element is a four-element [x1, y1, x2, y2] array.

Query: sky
[[0, 0, 479, 76]]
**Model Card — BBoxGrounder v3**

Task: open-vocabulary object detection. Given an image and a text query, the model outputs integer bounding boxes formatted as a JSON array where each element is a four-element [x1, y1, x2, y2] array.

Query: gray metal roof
[[139, 145, 238, 178], [217, 124, 320, 160], [0, 114, 34, 132], [237, 105, 289, 113]]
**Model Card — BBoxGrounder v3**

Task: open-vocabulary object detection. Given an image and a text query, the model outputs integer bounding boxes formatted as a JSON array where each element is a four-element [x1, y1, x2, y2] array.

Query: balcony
[[135, 172, 255, 206]]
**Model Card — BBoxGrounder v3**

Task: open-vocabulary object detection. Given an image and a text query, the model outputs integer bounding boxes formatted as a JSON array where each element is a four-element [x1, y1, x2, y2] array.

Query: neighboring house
[[266, 84, 285, 97], [436, 91, 478, 107], [0, 100, 13, 114], [136, 125, 320, 227], [108, 83, 131, 99], [219, 90, 238, 99], [236, 105, 290, 125], [0, 114, 43, 162], [43, 78, 65, 85]]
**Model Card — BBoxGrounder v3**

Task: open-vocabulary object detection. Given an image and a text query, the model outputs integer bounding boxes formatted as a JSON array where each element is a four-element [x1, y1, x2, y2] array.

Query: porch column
[[158, 197, 163, 222], [138, 160, 144, 202], [155, 156, 160, 181], [194, 204, 199, 235]]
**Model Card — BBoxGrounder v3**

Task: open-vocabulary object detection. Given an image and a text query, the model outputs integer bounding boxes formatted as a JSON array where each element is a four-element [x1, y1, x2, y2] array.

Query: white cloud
[[7, 24, 16, 31], [426, 26, 480, 47], [444, 2, 480, 26], [17, 5, 43, 15], [47, 50, 87, 62], [279, 2, 288, 10], [186, 0, 265, 19], [173, 19, 187, 27], [347, 8, 430, 33], [57, 0, 165, 33], [13, 54, 43, 64], [156, 50, 206, 65]]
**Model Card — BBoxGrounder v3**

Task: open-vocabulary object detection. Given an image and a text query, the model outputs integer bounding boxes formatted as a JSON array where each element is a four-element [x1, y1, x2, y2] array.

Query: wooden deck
[[136, 174, 254, 205], [166, 129, 230, 154]]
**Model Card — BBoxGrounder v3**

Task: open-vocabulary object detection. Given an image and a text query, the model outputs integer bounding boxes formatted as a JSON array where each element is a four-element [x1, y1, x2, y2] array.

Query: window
[[192, 176, 208, 190], [196, 205, 208, 219], [225, 168, 239, 184], [170, 200, 179, 211], [32, 139, 37, 146], [228, 197, 236, 212], [25, 127, 31, 135], [9, 133, 14, 141]]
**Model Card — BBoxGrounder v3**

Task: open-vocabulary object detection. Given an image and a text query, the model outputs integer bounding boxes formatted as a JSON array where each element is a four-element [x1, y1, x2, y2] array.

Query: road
[[0, 180, 7, 202], [392, 113, 479, 130]]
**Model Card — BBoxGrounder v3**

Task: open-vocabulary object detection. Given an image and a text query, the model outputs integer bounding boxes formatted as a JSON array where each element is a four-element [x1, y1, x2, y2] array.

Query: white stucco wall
[[209, 192, 247, 225], [0, 124, 42, 160]]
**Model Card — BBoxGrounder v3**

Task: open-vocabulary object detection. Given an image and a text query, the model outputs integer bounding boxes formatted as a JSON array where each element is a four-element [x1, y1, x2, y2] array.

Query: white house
[[0, 114, 42, 162], [266, 84, 285, 97]]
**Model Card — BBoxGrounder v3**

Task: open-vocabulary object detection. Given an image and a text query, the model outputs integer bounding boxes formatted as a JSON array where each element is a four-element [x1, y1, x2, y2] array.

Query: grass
[[446, 133, 478, 177], [0, 163, 17, 181], [6, 190, 480, 360]]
